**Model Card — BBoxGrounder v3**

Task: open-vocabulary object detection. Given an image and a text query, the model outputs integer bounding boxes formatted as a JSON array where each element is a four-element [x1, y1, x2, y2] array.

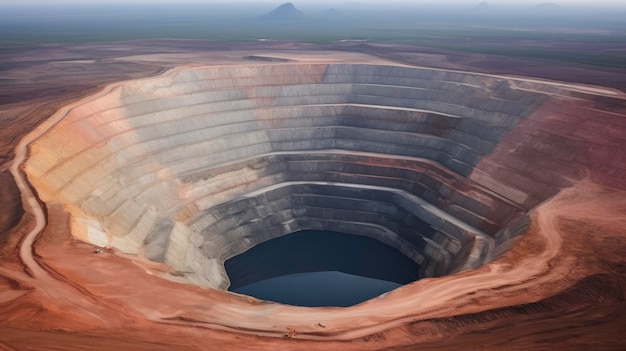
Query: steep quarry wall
[[24, 64, 552, 289]]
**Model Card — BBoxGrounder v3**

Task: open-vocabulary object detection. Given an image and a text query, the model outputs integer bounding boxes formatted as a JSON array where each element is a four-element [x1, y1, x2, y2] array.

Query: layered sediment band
[[25, 64, 548, 289]]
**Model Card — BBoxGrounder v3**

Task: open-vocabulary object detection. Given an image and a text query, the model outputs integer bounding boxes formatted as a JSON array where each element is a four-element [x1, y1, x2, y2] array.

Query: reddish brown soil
[[0, 171, 22, 234], [471, 95, 626, 211], [1, 40, 625, 350]]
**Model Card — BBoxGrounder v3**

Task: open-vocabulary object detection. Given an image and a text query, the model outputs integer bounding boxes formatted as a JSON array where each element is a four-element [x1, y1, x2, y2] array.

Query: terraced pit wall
[[24, 64, 554, 289]]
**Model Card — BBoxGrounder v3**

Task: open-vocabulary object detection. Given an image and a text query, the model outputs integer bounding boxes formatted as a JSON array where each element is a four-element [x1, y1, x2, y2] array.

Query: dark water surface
[[225, 230, 420, 307]]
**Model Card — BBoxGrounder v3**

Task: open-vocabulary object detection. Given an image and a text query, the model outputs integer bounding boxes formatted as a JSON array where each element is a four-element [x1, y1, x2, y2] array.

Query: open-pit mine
[[1, 47, 625, 350]]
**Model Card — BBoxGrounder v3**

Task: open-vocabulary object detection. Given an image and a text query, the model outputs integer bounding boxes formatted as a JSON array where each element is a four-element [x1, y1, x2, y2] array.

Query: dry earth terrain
[[0, 40, 625, 350]]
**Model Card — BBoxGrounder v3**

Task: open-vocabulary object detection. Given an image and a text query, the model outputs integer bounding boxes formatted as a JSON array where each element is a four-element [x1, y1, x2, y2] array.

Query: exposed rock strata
[[24, 64, 573, 289]]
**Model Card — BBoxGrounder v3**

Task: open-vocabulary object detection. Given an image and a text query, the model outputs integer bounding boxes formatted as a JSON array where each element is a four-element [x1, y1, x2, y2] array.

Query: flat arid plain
[[1, 3, 626, 350]]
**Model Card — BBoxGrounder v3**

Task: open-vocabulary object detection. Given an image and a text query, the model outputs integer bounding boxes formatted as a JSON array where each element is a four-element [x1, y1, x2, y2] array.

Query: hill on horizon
[[259, 2, 307, 21]]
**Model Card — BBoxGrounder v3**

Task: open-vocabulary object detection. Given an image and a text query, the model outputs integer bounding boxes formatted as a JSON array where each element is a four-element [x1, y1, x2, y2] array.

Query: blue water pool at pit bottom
[[233, 271, 401, 307], [226, 230, 421, 307]]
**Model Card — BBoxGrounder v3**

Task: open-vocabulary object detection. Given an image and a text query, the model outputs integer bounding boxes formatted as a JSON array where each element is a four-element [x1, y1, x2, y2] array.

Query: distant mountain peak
[[260, 2, 307, 21], [278, 2, 296, 10]]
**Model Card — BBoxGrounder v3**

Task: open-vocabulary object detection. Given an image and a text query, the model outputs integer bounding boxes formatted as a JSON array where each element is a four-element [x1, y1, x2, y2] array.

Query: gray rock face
[[25, 64, 547, 289]]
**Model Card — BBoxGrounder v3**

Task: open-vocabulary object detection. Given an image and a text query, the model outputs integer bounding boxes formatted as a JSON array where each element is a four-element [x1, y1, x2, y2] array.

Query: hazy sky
[[2, 0, 625, 5], [2, 0, 625, 12]]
